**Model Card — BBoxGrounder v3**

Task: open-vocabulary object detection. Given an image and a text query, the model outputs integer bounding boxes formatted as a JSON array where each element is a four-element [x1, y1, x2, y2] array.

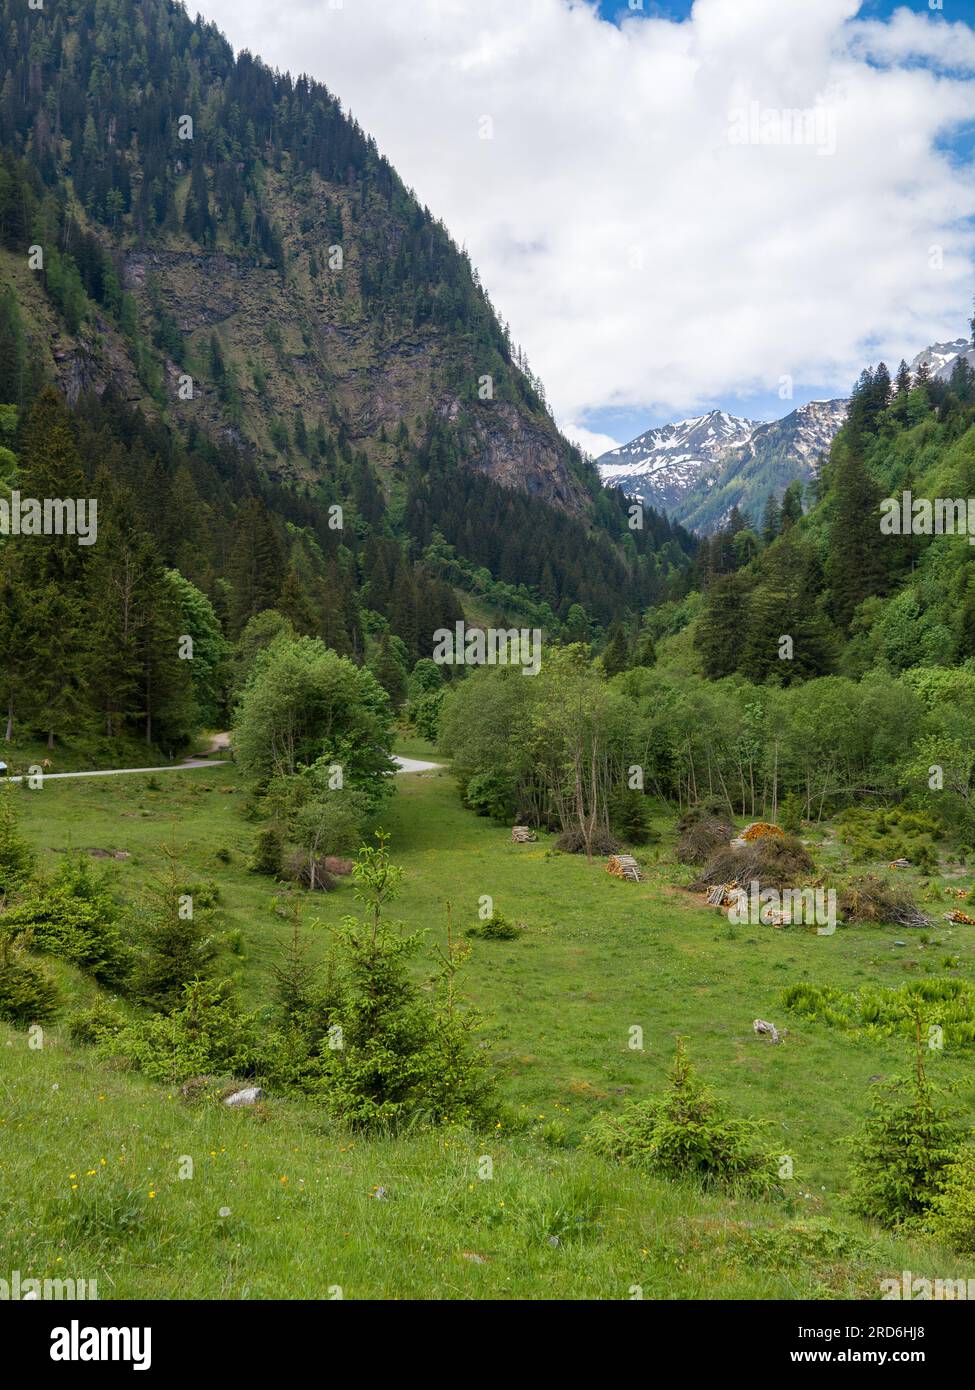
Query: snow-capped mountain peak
[[598, 408, 758, 507]]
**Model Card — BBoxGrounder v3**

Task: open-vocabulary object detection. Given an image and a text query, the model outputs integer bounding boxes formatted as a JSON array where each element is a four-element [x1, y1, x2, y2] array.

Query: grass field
[[2, 742, 975, 1299]]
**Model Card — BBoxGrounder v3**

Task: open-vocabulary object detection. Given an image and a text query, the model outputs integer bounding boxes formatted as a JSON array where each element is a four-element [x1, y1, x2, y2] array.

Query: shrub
[[0, 787, 35, 895], [608, 787, 657, 846], [837, 807, 941, 872], [128, 851, 216, 1011], [848, 1019, 961, 1227], [68, 998, 128, 1045], [584, 1038, 778, 1195], [929, 1145, 975, 1252], [463, 769, 515, 822], [101, 980, 262, 1084], [2, 857, 130, 986], [782, 977, 975, 1046], [778, 793, 804, 835], [466, 911, 522, 940], [250, 824, 284, 877], [0, 934, 60, 1025], [317, 833, 497, 1130]]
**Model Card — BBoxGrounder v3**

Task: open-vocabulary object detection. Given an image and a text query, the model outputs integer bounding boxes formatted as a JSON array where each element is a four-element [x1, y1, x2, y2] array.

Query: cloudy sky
[[196, 0, 975, 455]]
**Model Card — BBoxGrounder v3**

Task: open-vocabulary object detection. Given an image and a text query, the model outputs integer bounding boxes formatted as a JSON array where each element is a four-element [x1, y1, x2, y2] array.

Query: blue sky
[[598, 1, 974, 26]]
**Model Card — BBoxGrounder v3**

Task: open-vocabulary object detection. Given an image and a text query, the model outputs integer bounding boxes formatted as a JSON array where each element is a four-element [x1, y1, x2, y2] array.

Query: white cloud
[[196, 0, 975, 431], [560, 422, 622, 458]]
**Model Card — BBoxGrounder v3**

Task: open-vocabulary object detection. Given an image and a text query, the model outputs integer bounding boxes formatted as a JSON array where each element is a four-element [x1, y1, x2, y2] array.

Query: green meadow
[[2, 749, 974, 1299]]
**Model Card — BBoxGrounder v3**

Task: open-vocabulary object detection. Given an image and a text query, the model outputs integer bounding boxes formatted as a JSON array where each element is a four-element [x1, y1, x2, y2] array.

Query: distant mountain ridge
[[597, 398, 846, 534], [598, 338, 975, 534]]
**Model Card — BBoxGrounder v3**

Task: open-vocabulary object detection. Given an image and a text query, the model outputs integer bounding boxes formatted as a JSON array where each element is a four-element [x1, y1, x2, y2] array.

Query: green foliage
[[101, 980, 261, 1084], [1, 855, 130, 986], [466, 911, 522, 941], [233, 636, 396, 802], [585, 1038, 779, 1195], [0, 787, 35, 894], [316, 834, 496, 1130], [68, 998, 128, 1046], [250, 823, 285, 877], [782, 978, 975, 1047], [128, 850, 217, 1011], [0, 933, 60, 1026], [930, 1145, 975, 1252], [608, 787, 657, 845], [847, 1020, 962, 1227], [837, 806, 941, 872]]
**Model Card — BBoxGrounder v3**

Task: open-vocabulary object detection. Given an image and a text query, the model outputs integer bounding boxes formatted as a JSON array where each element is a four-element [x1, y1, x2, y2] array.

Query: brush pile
[[675, 801, 735, 866], [689, 834, 815, 894], [838, 875, 930, 928]]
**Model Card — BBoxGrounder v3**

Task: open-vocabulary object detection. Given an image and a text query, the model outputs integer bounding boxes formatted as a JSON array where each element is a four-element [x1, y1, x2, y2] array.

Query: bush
[[2, 857, 130, 986], [929, 1145, 975, 1252], [778, 793, 804, 835], [0, 787, 35, 895], [463, 769, 515, 823], [782, 977, 975, 1046], [584, 1038, 778, 1195], [837, 807, 941, 872], [0, 934, 60, 1025], [317, 834, 497, 1130], [100, 980, 262, 1084], [250, 824, 284, 877], [608, 788, 657, 846], [466, 911, 522, 941], [68, 998, 128, 1045], [848, 1024, 961, 1227], [128, 853, 216, 1011]]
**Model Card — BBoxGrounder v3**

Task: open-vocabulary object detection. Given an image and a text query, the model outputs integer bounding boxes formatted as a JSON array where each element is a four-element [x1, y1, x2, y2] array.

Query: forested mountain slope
[[0, 0, 696, 751]]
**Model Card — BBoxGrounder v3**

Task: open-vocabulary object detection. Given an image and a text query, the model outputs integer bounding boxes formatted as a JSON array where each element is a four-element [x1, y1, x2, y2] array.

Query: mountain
[[598, 399, 846, 533], [910, 339, 975, 382], [598, 410, 757, 513], [0, 0, 697, 694]]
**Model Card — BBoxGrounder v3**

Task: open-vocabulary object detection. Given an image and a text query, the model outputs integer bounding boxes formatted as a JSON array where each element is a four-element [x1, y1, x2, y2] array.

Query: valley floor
[[2, 752, 974, 1299]]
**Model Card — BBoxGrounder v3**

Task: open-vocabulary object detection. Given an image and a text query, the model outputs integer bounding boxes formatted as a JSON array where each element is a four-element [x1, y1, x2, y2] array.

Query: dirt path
[[1, 751, 441, 783]]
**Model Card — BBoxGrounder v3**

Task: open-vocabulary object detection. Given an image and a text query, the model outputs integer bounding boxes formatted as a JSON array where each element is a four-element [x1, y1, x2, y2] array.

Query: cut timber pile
[[706, 883, 735, 907], [606, 854, 642, 882], [944, 910, 975, 925], [511, 826, 537, 843], [753, 1018, 781, 1043], [740, 822, 785, 843]]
